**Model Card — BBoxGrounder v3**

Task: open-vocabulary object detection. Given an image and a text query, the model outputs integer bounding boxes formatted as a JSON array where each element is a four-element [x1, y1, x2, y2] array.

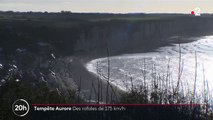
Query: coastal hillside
[[0, 12, 213, 57]]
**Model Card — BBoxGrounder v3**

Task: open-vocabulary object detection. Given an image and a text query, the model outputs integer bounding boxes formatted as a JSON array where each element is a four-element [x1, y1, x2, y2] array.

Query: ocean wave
[[86, 36, 213, 95]]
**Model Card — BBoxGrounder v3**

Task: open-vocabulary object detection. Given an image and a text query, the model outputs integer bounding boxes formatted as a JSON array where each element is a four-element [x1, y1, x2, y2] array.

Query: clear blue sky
[[0, 0, 212, 13]]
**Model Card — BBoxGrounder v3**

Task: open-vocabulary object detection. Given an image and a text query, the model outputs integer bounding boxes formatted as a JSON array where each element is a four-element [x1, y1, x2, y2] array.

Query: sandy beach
[[68, 56, 122, 103]]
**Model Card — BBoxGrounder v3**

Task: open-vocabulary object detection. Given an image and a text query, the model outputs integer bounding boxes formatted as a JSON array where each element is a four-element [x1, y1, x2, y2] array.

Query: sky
[[0, 0, 212, 13]]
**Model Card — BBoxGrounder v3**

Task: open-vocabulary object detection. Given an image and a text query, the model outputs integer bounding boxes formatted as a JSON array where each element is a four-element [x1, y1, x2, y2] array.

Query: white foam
[[86, 36, 213, 97]]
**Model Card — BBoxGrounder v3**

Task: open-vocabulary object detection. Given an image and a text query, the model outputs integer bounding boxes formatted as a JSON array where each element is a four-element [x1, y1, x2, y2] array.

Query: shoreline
[[68, 56, 123, 103], [69, 35, 208, 102]]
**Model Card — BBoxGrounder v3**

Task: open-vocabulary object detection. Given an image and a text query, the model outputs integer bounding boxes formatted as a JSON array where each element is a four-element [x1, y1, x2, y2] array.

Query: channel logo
[[12, 99, 30, 117]]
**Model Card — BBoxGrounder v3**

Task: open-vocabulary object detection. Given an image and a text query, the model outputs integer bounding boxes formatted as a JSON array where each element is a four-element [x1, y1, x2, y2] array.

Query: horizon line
[[1, 11, 213, 15]]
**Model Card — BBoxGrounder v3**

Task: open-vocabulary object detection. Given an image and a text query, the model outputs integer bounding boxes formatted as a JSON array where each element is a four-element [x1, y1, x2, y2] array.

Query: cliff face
[[74, 17, 213, 56], [0, 13, 213, 57]]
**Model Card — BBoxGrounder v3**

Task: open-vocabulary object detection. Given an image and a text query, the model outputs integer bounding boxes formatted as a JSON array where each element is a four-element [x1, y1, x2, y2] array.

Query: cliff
[[0, 12, 213, 57], [74, 16, 213, 56]]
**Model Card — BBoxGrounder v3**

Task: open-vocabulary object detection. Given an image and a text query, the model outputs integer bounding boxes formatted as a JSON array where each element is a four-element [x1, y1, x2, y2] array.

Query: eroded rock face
[[74, 18, 213, 56]]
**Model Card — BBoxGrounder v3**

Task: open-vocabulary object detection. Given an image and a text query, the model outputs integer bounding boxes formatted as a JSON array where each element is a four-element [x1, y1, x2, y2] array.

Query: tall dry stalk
[[78, 76, 82, 103], [96, 61, 100, 104], [91, 80, 98, 102], [202, 64, 209, 119], [176, 42, 182, 93], [100, 71, 103, 102], [166, 58, 171, 100], [193, 51, 197, 103], [106, 47, 110, 103]]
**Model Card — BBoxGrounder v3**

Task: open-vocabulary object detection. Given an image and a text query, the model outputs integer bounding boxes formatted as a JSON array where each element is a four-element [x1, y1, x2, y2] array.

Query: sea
[[86, 36, 213, 103]]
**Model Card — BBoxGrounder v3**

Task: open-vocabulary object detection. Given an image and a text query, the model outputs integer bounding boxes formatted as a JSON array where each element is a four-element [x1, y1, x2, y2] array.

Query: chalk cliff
[[74, 17, 213, 56]]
